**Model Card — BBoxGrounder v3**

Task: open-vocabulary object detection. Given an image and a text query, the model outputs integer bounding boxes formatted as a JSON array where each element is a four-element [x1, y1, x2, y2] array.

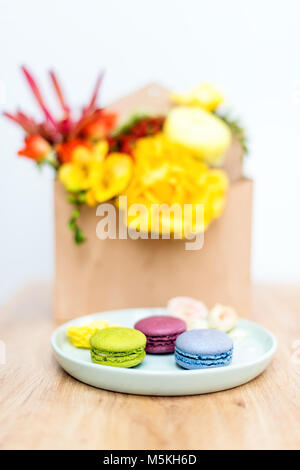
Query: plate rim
[[51, 308, 277, 376]]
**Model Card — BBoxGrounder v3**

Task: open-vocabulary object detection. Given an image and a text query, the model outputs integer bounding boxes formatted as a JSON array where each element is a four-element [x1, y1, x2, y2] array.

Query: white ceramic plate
[[51, 308, 277, 396]]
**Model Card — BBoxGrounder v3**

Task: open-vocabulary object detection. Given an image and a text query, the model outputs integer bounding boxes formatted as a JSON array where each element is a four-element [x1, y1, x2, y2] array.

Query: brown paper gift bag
[[54, 84, 252, 323]]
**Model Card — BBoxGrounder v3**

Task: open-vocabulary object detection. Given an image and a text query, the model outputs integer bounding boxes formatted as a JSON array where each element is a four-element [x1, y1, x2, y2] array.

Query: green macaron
[[90, 327, 146, 368]]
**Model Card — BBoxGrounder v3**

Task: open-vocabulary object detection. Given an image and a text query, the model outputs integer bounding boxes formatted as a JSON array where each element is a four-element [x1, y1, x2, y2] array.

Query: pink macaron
[[134, 315, 186, 354]]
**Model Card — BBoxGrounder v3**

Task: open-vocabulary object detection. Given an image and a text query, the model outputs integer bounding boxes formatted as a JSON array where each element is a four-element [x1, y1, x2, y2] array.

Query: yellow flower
[[58, 140, 133, 204], [58, 141, 108, 192], [171, 82, 224, 111], [86, 153, 133, 205], [164, 106, 231, 166], [120, 134, 228, 236], [93, 140, 109, 160], [67, 320, 120, 348]]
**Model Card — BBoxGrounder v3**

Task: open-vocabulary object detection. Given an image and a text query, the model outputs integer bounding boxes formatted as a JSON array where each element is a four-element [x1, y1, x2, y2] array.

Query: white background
[[1, 0, 300, 304]]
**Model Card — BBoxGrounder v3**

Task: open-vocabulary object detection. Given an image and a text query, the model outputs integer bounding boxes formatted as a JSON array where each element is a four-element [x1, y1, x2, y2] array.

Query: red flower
[[108, 116, 165, 156], [55, 139, 92, 163], [81, 110, 117, 140], [4, 67, 110, 144], [18, 135, 51, 161]]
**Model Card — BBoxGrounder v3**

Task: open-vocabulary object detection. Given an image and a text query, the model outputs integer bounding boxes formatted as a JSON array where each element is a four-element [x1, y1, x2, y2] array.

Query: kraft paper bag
[[54, 84, 252, 322]]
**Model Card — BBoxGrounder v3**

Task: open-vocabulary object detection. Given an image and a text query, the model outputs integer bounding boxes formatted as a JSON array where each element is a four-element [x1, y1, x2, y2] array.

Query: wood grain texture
[[0, 282, 299, 450]]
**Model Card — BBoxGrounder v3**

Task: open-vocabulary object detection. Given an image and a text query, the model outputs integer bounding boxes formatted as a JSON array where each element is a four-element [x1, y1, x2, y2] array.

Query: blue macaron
[[175, 329, 233, 370]]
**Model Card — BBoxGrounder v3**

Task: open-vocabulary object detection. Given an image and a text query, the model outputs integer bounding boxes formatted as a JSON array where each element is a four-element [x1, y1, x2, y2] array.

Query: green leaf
[[68, 219, 76, 231], [74, 226, 86, 244], [214, 111, 248, 155], [67, 191, 86, 205], [67, 202, 87, 244], [77, 192, 86, 204], [72, 209, 80, 219], [67, 195, 77, 204], [112, 113, 150, 137]]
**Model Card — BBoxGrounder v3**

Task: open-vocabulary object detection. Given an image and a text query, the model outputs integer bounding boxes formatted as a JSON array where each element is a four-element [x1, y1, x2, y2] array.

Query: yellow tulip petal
[[91, 153, 133, 203], [72, 146, 93, 164], [58, 164, 91, 192], [122, 134, 228, 236], [93, 140, 109, 161], [171, 82, 224, 111], [85, 189, 97, 206], [164, 106, 231, 166]]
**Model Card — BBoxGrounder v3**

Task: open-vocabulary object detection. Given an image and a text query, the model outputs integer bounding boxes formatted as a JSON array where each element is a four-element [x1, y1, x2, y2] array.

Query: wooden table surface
[[0, 282, 299, 450]]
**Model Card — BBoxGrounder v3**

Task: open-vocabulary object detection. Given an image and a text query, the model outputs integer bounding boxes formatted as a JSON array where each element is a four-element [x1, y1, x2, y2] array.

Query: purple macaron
[[134, 315, 186, 354]]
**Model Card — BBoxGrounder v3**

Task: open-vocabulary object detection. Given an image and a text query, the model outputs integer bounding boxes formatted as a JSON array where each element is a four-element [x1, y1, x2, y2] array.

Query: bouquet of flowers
[[4, 68, 247, 244]]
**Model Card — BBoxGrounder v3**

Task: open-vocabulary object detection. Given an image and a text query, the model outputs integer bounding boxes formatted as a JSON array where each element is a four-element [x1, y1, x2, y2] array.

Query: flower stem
[[68, 204, 86, 244]]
